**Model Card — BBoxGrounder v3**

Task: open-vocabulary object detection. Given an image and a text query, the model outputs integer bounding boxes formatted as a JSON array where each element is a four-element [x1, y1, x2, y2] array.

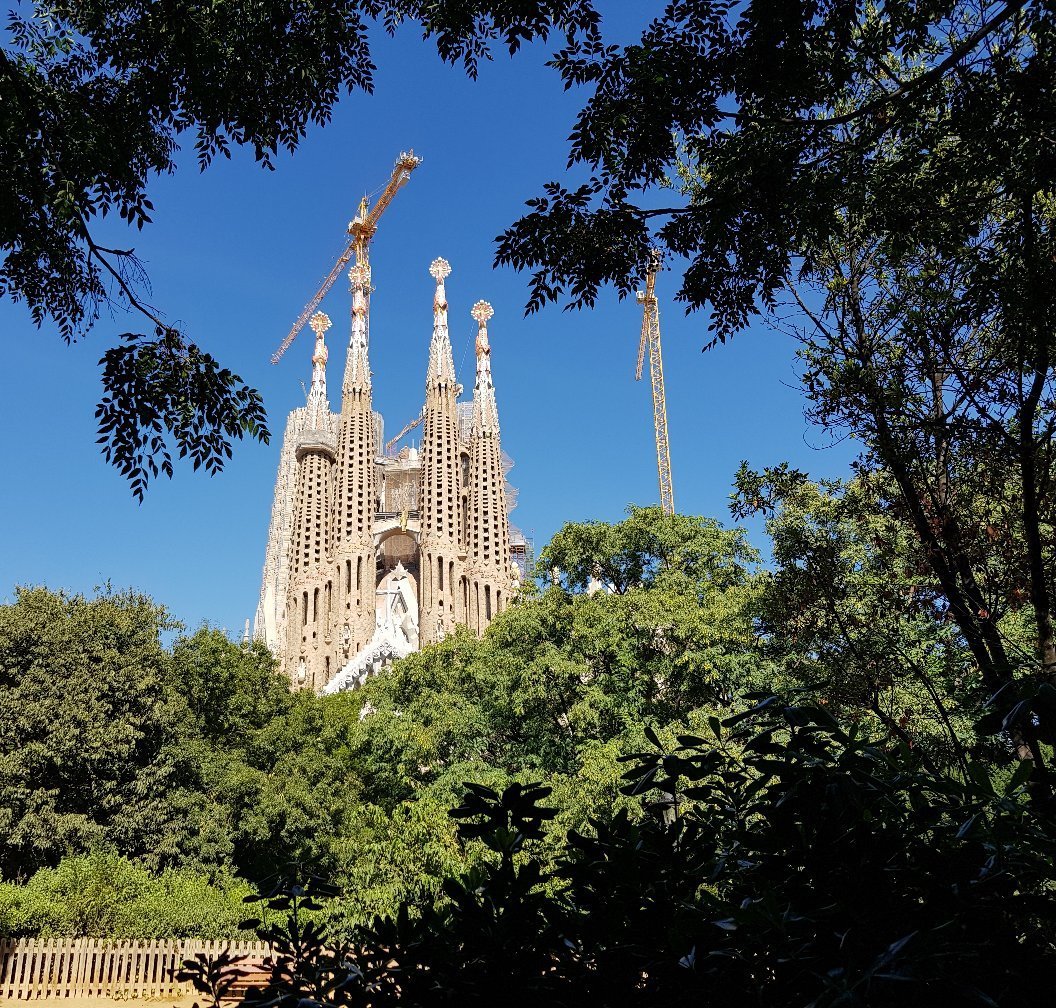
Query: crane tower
[[271, 151, 422, 365], [636, 255, 675, 515]]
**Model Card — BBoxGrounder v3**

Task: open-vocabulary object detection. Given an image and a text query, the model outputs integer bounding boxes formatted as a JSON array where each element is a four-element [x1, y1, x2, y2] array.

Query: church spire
[[418, 256, 463, 644], [471, 300, 499, 435], [426, 257, 456, 385], [344, 263, 371, 391], [333, 260, 378, 663], [465, 298, 512, 635], [306, 311, 331, 427]]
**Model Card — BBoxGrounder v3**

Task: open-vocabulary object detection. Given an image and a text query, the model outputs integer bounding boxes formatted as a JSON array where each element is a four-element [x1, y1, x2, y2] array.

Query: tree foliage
[[732, 466, 998, 769], [496, 0, 1053, 342], [0, 587, 218, 878], [216, 699, 1056, 1008], [3, 492, 1055, 990], [351, 507, 760, 824]]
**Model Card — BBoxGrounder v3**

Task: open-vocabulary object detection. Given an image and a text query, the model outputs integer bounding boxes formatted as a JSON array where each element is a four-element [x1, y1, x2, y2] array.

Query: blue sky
[[0, 13, 856, 635]]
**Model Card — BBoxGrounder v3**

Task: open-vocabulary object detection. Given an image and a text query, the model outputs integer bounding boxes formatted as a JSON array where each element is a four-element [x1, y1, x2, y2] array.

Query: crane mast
[[636, 257, 675, 515], [383, 411, 424, 455], [271, 150, 422, 365]]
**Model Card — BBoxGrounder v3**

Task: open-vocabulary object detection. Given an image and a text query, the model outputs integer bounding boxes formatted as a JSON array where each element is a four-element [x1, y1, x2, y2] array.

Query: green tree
[[191, 684, 364, 883], [733, 465, 993, 770], [0, 586, 225, 877], [730, 175, 1056, 778], [171, 628, 291, 747], [352, 506, 761, 829], [502, 9, 1056, 759]]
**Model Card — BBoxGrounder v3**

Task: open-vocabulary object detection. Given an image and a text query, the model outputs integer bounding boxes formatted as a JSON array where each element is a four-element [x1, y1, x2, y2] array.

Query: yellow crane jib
[[271, 150, 422, 365], [635, 252, 675, 516]]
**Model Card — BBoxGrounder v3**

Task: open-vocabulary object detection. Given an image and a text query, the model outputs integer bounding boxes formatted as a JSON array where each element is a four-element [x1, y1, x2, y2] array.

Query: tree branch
[[76, 212, 172, 335]]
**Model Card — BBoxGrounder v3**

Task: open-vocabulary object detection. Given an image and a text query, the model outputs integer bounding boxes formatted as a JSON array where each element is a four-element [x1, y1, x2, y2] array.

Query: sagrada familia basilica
[[253, 256, 527, 693]]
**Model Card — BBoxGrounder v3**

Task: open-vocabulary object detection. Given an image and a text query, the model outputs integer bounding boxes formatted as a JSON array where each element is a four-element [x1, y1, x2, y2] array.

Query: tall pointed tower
[[254, 250, 528, 693], [418, 258, 465, 644], [465, 301, 513, 632], [284, 312, 338, 689], [332, 263, 378, 665]]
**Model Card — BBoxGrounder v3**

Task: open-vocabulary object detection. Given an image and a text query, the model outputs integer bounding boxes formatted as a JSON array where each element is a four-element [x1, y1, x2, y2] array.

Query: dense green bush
[[0, 852, 251, 938]]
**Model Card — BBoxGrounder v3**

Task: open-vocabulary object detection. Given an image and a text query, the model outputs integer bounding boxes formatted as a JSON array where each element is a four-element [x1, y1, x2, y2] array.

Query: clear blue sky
[[0, 12, 855, 635]]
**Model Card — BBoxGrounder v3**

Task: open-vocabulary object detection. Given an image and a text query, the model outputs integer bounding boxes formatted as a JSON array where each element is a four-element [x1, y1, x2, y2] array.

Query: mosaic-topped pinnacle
[[310, 312, 332, 335], [471, 300, 494, 325], [429, 257, 451, 283], [348, 263, 371, 289]]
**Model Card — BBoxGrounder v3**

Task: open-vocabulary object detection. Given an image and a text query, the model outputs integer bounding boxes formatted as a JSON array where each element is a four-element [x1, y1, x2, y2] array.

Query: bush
[[0, 851, 252, 938]]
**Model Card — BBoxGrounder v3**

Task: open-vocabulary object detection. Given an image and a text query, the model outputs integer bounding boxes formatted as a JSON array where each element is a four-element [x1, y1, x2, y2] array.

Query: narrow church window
[[313, 588, 319, 622], [302, 592, 308, 626], [438, 556, 444, 592], [485, 585, 492, 621]]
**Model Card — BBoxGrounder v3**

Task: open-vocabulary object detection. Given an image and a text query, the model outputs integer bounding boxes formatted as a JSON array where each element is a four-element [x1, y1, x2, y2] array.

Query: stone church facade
[[253, 257, 526, 693]]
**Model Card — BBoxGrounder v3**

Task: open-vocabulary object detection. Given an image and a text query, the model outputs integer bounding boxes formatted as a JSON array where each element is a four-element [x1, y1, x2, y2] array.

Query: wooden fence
[[0, 938, 268, 1001]]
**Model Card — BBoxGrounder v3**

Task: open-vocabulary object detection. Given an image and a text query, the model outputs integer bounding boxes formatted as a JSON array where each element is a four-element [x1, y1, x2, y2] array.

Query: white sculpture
[[322, 562, 420, 694]]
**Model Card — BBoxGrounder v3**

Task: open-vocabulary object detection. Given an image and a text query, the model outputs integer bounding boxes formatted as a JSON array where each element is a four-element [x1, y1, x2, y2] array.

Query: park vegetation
[[3, 493, 1056, 1003], [4, 0, 1056, 1002]]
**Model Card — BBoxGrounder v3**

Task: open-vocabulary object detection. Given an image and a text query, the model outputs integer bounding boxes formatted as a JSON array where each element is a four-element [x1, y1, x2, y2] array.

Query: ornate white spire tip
[[348, 262, 371, 288], [309, 312, 332, 335], [471, 300, 494, 324], [429, 257, 451, 282]]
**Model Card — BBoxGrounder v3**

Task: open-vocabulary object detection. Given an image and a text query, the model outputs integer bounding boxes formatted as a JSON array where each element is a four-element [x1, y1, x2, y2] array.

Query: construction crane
[[635, 254, 675, 515], [271, 150, 422, 365], [383, 411, 424, 455]]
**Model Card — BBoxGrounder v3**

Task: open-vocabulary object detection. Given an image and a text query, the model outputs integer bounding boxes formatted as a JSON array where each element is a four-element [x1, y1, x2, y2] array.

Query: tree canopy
[[4, 499, 1056, 1003], [497, 0, 1053, 344]]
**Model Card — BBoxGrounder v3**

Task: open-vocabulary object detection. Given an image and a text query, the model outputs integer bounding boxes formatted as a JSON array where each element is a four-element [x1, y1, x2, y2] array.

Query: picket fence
[[0, 938, 269, 1001]]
